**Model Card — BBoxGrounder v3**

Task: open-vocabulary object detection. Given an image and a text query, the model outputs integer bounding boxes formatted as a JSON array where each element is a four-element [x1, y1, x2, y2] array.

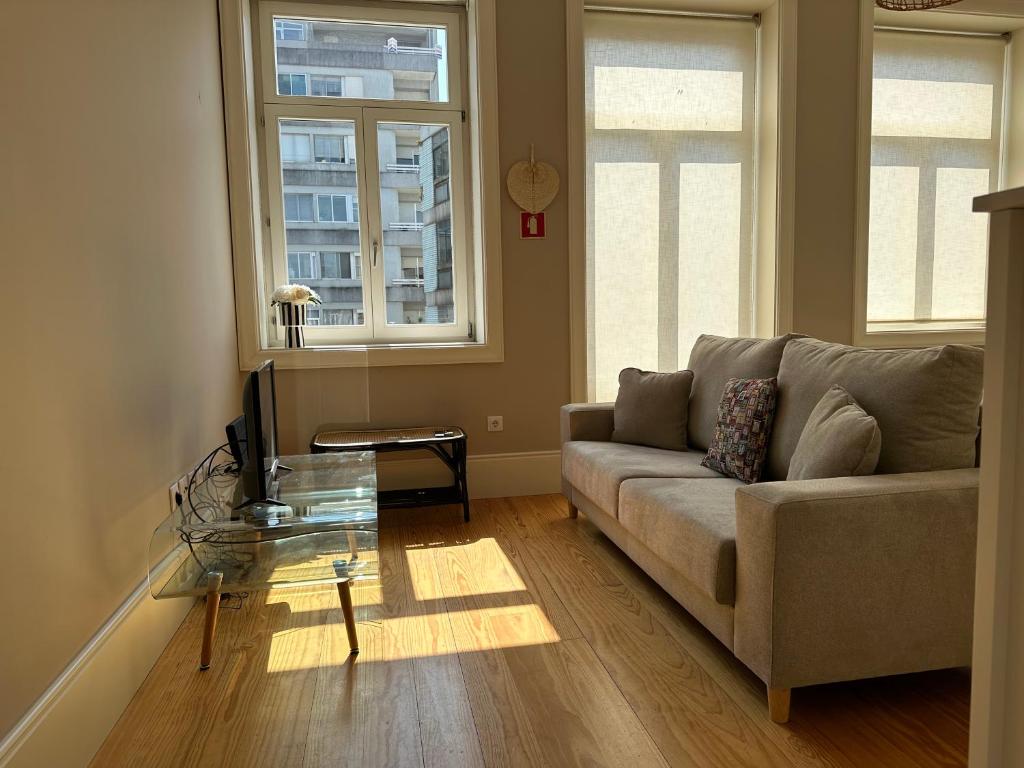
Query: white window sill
[[855, 323, 985, 349], [239, 339, 503, 370]]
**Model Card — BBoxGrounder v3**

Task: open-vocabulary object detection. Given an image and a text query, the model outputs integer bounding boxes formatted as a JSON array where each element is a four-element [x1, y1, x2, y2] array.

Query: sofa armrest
[[560, 402, 615, 443], [734, 469, 979, 690]]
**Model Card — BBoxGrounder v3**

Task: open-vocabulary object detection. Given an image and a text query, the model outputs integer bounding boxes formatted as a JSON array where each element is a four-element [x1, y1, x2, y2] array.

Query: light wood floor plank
[[507, 501, 833, 767], [518, 494, 847, 768], [397, 523, 485, 768], [303, 524, 423, 768], [92, 497, 969, 768]]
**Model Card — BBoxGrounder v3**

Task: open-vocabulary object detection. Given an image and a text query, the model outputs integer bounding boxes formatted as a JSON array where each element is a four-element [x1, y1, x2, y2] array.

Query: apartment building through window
[[259, 2, 470, 343]]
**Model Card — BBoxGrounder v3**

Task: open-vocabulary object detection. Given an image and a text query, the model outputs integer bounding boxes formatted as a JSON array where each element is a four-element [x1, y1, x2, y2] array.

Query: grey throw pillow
[[787, 385, 882, 480], [611, 368, 694, 451]]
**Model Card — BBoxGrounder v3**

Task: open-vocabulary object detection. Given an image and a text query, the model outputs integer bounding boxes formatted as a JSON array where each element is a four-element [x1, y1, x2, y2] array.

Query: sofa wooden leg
[[767, 687, 791, 724], [568, 501, 579, 519]]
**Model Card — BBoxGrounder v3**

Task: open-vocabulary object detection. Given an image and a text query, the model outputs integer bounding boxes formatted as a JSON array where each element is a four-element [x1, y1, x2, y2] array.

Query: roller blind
[[867, 30, 1006, 331], [584, 11, 757, 401]]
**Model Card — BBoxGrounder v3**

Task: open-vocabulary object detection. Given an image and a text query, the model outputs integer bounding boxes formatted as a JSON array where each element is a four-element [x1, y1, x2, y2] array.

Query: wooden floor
[[92, 495, 970, 768]]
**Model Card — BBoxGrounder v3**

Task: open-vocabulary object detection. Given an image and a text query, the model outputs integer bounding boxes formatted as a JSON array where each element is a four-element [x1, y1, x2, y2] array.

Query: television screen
[[239, 359, 280, 506]]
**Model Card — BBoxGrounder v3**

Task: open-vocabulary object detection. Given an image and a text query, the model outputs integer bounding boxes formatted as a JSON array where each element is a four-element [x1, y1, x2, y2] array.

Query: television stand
[[150, 451, 378, 670], [310, 426, 469, 522]]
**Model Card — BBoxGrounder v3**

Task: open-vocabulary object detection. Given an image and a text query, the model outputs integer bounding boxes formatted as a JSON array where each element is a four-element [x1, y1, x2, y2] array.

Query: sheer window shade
[[584, 11, 757, 402], [867, 30, 1006, 332]]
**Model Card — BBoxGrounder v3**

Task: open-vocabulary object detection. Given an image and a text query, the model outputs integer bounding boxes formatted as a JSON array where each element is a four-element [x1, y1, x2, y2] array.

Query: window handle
[[372, 239, 379, 268]]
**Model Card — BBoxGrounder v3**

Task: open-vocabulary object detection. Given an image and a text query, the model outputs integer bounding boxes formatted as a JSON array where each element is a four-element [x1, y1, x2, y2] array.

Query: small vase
[[277, 301, 307, 349]]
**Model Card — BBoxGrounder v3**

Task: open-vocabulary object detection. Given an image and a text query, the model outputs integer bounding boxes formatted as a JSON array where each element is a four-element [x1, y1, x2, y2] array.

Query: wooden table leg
[[200, 571, 224, 670], [337, 579, 359, 654], [458, 438, 470, 522]]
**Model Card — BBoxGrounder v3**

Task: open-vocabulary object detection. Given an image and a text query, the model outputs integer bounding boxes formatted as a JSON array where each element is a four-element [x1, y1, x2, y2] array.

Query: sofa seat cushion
[[767, 338, 984, 480], [619, 477, 743, 605], [562, 441, 723, 515]]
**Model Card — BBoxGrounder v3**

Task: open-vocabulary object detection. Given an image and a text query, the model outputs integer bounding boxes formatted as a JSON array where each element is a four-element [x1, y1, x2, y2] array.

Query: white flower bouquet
[[271, 284, 322, 306]]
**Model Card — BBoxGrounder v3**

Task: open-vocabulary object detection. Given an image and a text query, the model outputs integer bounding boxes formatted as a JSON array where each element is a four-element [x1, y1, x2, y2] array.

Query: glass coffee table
[[148, 452, 378, 669]]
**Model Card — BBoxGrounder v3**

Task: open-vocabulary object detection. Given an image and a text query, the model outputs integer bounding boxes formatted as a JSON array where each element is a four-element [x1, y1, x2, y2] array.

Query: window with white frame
[[584, 10, 758, 401], [280, 132, 311, 162], [277, 73, 308, 96], [284, 192, 314, 222], [258, 2, 469, 340], [865, 30, 1006, 335], [310, 75, 344, 98]]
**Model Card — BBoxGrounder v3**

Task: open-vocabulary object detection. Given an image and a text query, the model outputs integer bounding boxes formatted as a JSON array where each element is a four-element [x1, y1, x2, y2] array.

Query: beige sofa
[[560, 335, 983, 723]]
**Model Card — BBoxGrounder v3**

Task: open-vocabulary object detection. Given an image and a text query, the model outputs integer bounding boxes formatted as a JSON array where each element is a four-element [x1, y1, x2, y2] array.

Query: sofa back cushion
[[686, 334, 800, 451], [767, 338, 984, 480], [611, 368, 694, 451]]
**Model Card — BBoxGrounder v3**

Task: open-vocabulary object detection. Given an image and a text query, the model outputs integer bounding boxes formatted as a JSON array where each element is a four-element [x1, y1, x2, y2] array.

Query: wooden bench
[[310, 426, 469, 522]]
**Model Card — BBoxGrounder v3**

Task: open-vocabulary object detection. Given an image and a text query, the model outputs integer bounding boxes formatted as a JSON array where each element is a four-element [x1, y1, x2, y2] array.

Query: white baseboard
[[0, 558, 193, 768], [377, 449, 562, 499], [0, 450, 561, 768]]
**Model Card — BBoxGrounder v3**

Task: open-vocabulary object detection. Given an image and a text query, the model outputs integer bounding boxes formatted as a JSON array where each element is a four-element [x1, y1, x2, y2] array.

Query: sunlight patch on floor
[[408, 536, 527, 600]]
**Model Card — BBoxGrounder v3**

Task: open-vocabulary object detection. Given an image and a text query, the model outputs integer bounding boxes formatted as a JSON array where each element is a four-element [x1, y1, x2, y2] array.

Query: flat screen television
[[236, 359, 286, 509]]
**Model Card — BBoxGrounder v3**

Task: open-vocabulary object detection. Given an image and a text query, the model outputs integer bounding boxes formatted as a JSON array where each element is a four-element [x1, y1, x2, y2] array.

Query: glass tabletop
[[149, 452, 378, 599]]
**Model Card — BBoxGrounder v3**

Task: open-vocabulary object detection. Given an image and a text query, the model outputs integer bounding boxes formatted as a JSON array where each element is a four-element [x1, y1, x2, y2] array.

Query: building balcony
[[384, 41, 443, 58], [283, 167, 357, 187], [386, 284, 426, 303], [285, 226, 361, 247], [388, 222, 424, 231], [392, 277, 425, 287], [277, 46, 438, 74], [385, 163, 421, 173]]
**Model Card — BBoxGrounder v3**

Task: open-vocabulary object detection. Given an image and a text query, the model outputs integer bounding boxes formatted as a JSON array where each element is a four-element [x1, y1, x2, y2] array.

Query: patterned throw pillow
[[701, 378, 778, 484]]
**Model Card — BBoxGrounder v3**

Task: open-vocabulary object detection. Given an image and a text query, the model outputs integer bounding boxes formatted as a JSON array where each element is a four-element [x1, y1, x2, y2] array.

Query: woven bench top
[[312, 426, 465, 448]]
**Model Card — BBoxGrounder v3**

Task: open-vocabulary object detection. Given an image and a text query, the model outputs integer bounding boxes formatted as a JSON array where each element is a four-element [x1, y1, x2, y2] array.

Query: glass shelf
[[149, 452, 378, 599]]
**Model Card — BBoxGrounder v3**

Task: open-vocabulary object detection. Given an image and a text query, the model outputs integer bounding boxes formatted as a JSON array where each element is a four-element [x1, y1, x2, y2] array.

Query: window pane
[[867, 166, 919, 322], [273, 16, 450, 102], [310, 75, 344, 98], [313, 134, 343, 163], [592, 163, 660, 401], [678, 163, 742, 360], [317, 195, 333, 222], [320, 251, 341, 278], [284, 193, 314, 222], [932, 167, 989, 321], [275, 20, 306, 41], [281, 133, 311, 163], [377, 122, 455, 325], [333, 195, 348, 222], [278, 118, 364, 326], [278, 73, 307, 96], [867, 31, 1003, 330], [585, 11, 756, 401]]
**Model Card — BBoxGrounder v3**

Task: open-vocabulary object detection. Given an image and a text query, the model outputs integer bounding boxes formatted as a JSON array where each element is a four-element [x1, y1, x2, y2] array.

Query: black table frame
[[310, 429, 470, 522]]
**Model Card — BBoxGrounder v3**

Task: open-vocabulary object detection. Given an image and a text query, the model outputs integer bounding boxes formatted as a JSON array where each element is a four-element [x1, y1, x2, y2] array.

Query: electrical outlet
[[168, 474, 189, 513], [487, 415, 503, 432]]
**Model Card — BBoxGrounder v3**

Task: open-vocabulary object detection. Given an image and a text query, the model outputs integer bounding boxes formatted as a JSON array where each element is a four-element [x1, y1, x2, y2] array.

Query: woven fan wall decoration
[[875, 0, 964, 9], [506, 145, 560, 214]]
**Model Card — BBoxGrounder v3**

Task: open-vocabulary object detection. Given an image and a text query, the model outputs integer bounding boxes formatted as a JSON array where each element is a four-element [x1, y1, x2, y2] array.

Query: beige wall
[[0, 0, 238, 738], [789, 0, 862, 345], [275, 0, 571, 456]]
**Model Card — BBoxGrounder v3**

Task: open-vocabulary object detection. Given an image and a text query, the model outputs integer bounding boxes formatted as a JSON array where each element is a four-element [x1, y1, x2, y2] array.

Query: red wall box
[[520, 211, 546, 239]]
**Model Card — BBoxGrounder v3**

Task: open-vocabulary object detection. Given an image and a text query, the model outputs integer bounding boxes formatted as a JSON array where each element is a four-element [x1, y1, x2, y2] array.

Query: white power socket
[[487, 415, 504, 432], [168, 473, 189, 514]]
